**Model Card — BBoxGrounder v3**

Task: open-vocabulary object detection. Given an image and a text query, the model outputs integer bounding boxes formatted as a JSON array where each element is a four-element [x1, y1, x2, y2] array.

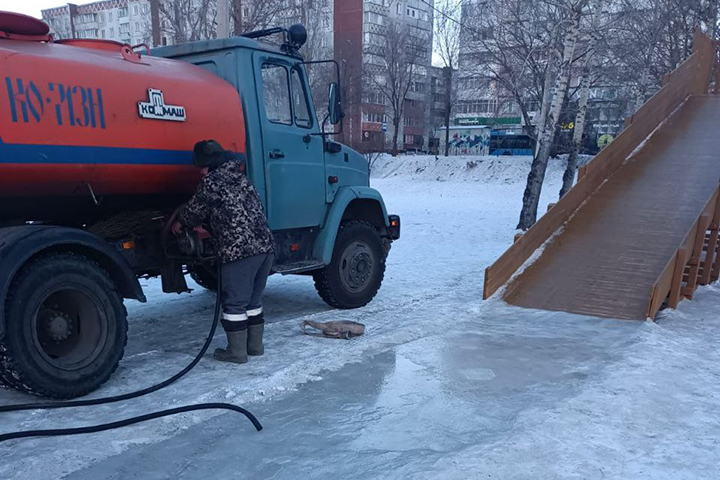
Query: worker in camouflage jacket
[[172, 140, 275, 364]]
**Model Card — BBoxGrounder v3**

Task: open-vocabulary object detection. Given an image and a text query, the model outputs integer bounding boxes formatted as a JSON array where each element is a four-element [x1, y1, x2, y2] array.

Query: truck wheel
[[313, 220, 386, 309], [189, 264, 218, 291], [0, 253, 128, 399]]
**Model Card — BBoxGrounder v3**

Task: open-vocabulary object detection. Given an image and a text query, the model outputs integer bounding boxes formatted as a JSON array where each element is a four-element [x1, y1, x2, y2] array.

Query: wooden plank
[[648, 254, 676, 318], [701, 194, 720, 284], [684, 214, 711, 299], [668, 248, 689, 309], [713, 235, 720, 282]]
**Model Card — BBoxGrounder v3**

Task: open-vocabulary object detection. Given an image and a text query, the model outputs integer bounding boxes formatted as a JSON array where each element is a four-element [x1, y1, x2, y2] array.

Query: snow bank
[[370, 153, 589, 185]]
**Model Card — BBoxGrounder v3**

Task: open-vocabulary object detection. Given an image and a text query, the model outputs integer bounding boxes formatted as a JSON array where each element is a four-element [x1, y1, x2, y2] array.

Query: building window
[[406, 7, 418, 18], [364, 91, 385, 105], [100, 29, 105, 38], [119, 7, 128, 17], [108, 11, 113, 21], [120, 23, 130, 34], [98, 13, 104, 23], [110, 27, 114, 37], [135, 23, 140, 32], [397, 3, 402, 14], [362, 112, 386, 123], [133, 5, 138, 15]]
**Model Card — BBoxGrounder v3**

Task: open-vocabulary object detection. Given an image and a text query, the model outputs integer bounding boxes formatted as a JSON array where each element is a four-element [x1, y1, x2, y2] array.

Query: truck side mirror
[[328, 82, 344, 125]]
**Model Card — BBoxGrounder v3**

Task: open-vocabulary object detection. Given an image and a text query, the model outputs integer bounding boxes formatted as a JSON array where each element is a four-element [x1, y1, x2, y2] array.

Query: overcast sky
[[3, 0, 55, 18]]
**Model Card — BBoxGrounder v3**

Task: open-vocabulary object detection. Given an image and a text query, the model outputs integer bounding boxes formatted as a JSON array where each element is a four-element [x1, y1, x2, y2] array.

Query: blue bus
[[489, 132, 535, 156]]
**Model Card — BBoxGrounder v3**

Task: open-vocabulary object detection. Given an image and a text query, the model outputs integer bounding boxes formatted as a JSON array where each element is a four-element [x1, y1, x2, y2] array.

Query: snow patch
[[371, 154, 569, 185]]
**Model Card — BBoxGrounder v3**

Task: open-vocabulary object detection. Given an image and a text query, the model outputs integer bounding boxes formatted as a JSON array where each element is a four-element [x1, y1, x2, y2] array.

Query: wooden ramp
[[506, 96, 720, 320], [483, 32, 720, 320]]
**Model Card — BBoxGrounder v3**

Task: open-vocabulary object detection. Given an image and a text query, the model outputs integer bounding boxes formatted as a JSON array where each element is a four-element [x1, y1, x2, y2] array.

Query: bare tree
[[461, 1, 564, 137], [432, 0, 461, 156], [365, 20, 427, 156], [231, 0, 286, 34], [159, 0, 216, 43]]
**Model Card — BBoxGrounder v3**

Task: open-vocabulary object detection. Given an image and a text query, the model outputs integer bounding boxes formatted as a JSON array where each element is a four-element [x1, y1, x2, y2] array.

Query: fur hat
[[192, 140, 228, 171]]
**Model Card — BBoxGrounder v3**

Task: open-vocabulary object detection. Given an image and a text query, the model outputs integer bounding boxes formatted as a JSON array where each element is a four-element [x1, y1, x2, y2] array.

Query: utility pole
[[150, 0, 161, 47], [217, 0, 230, 38]]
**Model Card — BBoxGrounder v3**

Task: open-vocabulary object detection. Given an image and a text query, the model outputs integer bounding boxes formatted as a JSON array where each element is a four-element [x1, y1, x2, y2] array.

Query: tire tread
[[313, 220, 386, 309]]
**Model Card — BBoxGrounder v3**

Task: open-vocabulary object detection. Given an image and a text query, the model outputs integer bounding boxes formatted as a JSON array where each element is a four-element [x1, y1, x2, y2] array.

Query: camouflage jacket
[[178, 160, 275, 263]]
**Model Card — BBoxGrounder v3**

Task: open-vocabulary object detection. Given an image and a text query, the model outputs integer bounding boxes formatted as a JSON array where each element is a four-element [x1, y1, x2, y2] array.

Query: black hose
[[0, 263, 263, 442], [0, 403, 262, 443]]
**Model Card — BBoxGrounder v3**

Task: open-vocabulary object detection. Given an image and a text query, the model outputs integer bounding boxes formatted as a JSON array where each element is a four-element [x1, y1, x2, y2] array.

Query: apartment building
[[335, 0, 435, 152], [42, 0, 157, 46]]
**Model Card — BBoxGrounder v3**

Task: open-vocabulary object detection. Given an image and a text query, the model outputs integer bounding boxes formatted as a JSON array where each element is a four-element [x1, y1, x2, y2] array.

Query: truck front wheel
[[313, 221, 386, 309], [0, 253, 128, 399]]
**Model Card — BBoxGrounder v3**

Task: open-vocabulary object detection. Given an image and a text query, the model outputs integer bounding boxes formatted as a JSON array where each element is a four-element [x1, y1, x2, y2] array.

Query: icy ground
[[2, 155, 720, 479]]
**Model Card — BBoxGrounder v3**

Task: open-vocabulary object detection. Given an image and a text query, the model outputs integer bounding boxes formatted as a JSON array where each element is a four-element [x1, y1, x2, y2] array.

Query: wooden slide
[[483, 32, 720, 320]]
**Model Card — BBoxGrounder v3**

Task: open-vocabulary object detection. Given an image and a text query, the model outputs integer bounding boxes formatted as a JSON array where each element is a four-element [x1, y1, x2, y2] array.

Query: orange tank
[[0, 11, 245, 200]]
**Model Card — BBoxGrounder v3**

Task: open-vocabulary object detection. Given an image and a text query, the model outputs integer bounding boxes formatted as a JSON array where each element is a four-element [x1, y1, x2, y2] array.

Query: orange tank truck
[[0, 12, 400, 400], [0, 15, 244, 205]]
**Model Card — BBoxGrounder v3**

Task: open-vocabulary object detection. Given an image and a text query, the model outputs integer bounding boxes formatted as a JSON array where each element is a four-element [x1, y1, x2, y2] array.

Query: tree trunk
[[560, 57, 591, 198], [535, 50, 556, 157], [444, 66, 453, 157], [517, 4, 583, 230], [392, 119, 400, 157]]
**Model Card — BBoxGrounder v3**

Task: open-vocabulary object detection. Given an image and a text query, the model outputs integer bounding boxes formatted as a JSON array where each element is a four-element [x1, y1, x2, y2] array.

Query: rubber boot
[[247, 316, 264, 356], [214, 330, 248, 364]]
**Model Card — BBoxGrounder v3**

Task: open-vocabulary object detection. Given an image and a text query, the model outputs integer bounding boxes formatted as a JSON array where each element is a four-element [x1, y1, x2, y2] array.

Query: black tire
[[313, 220, 386, 309], [0, 253, 128, 399], [189, 264, 218, 291]]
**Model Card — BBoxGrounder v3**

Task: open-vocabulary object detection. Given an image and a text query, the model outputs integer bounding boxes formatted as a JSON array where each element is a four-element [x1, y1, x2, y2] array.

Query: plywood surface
[[504, 95, 720, 320]]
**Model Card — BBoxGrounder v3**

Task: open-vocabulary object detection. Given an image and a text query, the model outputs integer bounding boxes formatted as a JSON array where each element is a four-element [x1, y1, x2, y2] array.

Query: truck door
[[253, 54, 326, 231]]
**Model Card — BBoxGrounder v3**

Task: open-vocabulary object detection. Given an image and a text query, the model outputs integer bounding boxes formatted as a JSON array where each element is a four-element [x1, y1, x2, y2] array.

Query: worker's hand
[[193, 226, 210, 236], [170, 220, 183, 235]]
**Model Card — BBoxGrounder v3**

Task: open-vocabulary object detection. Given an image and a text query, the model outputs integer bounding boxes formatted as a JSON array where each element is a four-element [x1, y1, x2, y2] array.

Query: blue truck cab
[[153, 26, 400, 309]]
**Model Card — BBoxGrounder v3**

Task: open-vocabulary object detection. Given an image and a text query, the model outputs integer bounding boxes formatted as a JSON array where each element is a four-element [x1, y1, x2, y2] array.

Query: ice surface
[[1, 155, 718, 479]]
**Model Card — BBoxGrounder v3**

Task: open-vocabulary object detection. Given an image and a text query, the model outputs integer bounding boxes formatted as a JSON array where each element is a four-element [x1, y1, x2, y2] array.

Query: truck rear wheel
[[0, 253, 128, 399], [189, 264, 218, 291], [313, 221, 385, 309]]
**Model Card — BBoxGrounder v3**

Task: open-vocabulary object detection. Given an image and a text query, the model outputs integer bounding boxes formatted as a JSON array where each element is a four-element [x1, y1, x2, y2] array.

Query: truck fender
[[314, 186, 390, 264], [0, 226, 145, 339]]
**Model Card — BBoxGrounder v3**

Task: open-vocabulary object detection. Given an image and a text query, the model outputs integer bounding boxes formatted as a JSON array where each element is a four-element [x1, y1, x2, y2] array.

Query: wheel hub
[[349, 252, 372, 286], [40, 308, 74, 342], [339, 240, 375, 294]]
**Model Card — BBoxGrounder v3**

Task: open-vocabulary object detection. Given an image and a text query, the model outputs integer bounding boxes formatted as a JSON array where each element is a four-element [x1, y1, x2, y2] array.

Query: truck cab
[[153, 26, 399, 307]]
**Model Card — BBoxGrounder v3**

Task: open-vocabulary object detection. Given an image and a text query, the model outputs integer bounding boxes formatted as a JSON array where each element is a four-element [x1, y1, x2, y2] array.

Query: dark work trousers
[[220, 252, 274, 332]]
